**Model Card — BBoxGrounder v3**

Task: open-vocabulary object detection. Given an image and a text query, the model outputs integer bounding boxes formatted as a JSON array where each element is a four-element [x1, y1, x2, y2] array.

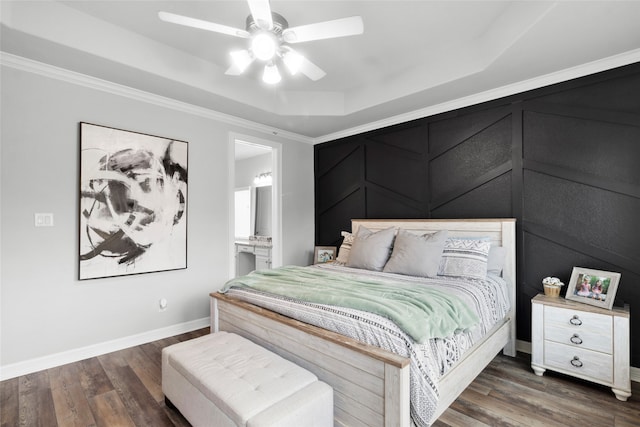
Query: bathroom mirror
[[254, 185, 272, 237]]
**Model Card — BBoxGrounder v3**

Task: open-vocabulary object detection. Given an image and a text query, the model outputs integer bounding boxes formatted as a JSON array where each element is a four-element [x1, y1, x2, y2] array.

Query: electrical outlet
[[159, 298, 168, 311], [34, 213, 54, 227]]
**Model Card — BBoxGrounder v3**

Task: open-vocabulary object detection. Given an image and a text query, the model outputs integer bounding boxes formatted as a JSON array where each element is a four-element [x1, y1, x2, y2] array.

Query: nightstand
[[531, 294, 631, 401]]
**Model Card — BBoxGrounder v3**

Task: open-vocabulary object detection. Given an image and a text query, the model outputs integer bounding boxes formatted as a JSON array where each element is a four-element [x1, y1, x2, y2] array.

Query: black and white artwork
[[79, 123, 188, 280]]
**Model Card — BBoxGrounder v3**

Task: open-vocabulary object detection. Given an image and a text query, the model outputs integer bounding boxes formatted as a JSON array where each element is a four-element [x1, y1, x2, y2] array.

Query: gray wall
[[0, 64, 314, 372], [235, 152, 272, 188]]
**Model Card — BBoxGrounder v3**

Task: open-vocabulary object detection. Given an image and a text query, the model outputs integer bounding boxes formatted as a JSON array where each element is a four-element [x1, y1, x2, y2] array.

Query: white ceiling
[[2, 1, 640, 142]]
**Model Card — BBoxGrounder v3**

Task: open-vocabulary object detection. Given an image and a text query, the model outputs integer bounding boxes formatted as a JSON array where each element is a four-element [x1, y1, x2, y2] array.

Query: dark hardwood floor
[[1, 328, 638, 426], [0, 328, 208, 427]]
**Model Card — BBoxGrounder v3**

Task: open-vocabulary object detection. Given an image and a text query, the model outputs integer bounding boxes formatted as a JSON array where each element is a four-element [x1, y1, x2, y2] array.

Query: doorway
[[229, 133, 281, 278]]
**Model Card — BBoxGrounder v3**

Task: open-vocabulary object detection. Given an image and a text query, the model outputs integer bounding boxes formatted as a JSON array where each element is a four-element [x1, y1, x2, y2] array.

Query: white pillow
[[438, 238, 491, 279], [335, 231, 354, 264], [346, 226, 396, 271], [383, 229, 448, 277]]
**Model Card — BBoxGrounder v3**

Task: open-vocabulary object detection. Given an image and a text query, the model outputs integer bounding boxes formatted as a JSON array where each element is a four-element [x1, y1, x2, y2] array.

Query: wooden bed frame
[[210, 219, 516, 427]]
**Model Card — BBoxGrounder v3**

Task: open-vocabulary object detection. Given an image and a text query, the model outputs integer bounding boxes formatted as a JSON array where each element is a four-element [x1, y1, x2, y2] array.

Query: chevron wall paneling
[[314, 62, 640, 366], [428, 106, 513, 218]]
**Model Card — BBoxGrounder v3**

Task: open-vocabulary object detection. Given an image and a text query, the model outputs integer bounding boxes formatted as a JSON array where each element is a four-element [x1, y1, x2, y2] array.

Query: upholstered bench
[[162, 331, 333, 427]]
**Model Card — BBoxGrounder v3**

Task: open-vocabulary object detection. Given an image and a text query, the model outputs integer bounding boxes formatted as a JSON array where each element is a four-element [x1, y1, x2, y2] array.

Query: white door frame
[[228, 132, 282, 278]]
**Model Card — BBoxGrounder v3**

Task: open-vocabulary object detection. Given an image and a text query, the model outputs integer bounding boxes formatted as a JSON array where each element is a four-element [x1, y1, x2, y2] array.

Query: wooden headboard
[[351, 218, 515, 278]]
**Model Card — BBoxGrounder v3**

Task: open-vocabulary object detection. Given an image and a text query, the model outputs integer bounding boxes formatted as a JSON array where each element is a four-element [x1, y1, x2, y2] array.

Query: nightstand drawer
[[544, 341, 613, 383], [544, 305, 612, 353]]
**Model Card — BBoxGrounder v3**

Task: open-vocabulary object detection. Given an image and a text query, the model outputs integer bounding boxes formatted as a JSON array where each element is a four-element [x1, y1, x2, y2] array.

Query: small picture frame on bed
[[314, 246, 337, 264], [565, 267, 621, 310]]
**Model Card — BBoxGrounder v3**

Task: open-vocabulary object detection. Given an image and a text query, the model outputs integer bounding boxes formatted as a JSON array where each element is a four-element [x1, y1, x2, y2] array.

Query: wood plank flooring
[[0, 329, 207, 427], [1, 328, 638, 426]]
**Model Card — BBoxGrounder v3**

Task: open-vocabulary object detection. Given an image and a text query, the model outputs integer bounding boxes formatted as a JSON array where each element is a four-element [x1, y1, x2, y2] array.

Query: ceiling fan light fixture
[[251, 32, 277, 61], [283, 50, 304, 75], [159, 2, 363, 85], [230, 49, 253, 73], [263, 63, 281, 84]]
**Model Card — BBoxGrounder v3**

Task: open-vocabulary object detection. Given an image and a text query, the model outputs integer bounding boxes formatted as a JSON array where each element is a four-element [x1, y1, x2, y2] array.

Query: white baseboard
[[516, 339, 532, 354], [0, 317, 210, 381], [516, 339, 639, 383]]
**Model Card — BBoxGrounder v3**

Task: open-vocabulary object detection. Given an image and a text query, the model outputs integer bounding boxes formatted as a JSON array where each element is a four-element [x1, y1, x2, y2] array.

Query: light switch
[[35, 213, 54, 227]]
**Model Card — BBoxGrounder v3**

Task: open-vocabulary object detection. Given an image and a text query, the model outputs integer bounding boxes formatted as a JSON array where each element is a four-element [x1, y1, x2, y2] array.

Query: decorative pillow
[[383, 229, 448, 277], [335, 231, 354, 264], [346, 226, 396, 271], [438, 238, 491, 279], [487, 245, 506, 276]]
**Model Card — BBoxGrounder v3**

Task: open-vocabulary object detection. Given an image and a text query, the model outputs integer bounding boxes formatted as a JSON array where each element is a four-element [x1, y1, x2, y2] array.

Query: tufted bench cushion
[[162, 331, 333, 427]]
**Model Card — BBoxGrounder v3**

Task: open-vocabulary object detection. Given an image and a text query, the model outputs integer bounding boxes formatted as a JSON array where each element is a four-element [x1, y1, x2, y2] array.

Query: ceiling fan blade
[[282, 16, 363, 43], [158, 11, 250, 38], [247, 0, 273, 30], [299, 56, 327, 81]]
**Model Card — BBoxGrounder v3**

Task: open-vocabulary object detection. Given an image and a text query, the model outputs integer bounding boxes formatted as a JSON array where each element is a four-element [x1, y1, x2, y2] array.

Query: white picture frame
[[565, 266, 621, 310]]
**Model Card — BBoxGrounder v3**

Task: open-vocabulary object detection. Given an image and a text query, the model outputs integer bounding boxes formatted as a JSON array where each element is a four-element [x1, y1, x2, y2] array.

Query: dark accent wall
[[314, 63, 640, 367]]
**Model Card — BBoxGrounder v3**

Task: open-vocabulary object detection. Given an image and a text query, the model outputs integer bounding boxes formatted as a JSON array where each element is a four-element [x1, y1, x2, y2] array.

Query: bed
[[210, 219, 516, 427]]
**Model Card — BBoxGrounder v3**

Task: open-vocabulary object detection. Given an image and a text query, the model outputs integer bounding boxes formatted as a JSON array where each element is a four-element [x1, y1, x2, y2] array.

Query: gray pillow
[[383, 229, 448, 277], [487, 245, 506, 276], [346, 226, 396, 271]]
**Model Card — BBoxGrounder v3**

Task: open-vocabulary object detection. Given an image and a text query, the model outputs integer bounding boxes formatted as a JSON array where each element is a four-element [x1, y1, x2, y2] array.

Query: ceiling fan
[[158, 0, 363, 84]]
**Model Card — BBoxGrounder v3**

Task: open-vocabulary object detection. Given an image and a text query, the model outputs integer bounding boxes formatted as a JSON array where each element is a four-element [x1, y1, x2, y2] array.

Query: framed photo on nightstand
[[314, 246, 337, 264], [566, 266, 621, 310]]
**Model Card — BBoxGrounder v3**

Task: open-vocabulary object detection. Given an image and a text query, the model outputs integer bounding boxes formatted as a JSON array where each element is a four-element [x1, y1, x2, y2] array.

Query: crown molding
[[3, 49, 639, 146], [0, 52, 314, 145], [313, 49, 640, 144]]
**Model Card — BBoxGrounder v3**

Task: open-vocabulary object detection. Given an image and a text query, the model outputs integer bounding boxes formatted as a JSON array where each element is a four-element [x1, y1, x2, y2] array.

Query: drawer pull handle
[[569, 315, 582, 326], [570, 356, 583, 368], [570, 334, 583, 345]]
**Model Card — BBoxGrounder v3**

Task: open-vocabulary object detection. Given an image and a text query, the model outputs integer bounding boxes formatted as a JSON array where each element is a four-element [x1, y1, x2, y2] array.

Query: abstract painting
[[79, 123, 188, 280]]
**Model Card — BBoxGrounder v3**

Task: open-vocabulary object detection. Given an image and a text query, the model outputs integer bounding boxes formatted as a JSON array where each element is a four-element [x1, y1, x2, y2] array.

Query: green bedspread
[[221, 265, 478, 343]]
